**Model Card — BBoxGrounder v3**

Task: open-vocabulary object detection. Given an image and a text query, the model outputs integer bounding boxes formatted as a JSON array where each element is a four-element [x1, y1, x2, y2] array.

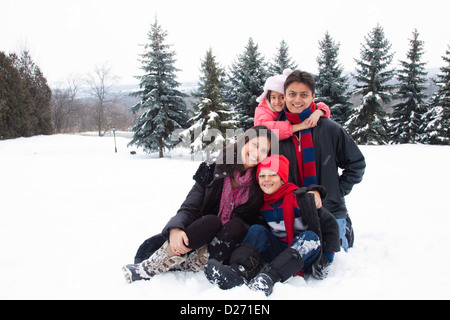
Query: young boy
[[204, 155, 340, 296]]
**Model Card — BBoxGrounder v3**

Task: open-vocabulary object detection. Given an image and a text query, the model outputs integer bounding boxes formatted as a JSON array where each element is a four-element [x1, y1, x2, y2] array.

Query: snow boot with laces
[[123, 241, 186, 283], [204, 243, 262, 290], [247, 247, 304, 296], [178, 244, 210, 272]]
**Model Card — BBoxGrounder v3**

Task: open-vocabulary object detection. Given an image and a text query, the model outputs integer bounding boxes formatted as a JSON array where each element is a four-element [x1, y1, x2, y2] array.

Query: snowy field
[[0, 133, 449, 300]]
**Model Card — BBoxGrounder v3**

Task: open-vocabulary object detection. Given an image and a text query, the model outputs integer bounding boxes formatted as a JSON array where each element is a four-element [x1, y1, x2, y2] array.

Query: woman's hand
[[169, 228, 191, 256]]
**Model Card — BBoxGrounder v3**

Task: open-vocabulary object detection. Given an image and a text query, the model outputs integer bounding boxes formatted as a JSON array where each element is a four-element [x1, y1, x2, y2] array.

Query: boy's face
[[285, 81, 315, 114], [269, 91, 285, 112], [258, 169, 285, 195]]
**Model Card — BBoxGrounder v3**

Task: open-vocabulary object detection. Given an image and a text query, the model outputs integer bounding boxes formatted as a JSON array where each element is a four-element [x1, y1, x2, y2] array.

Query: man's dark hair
[[284, 70, 316, 94]]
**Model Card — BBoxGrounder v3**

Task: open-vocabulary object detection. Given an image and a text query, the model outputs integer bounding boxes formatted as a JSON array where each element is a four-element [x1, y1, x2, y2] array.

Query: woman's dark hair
[[217, 125, 275, 175], [284, 70, 316, 94]]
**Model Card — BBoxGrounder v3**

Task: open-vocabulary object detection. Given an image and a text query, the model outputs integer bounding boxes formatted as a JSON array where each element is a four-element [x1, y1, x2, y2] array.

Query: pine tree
[[268, 40, 298, 76], [9, 50, 53, 136], [31, 67, 53, 135], [182, 48, 238, 159], [225, 38, 268, 130], [390, 29, 428, 144], [0, 51, 35, 139], [347, 25, 395, 145], [128, 18, 188, 157], [421, 46, 450, 145], [315, 32, 351, 127]]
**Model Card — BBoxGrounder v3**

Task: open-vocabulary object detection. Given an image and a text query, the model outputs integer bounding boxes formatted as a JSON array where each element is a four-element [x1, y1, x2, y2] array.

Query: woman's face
[[241, 136, 270, 170], [285, 82, 315, 114], [269, 91, 285, 112], [258, 169, 284, 195]]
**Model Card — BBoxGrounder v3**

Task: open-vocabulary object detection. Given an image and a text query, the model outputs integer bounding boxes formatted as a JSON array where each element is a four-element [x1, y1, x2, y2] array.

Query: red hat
[[257, 155, 290, 183]]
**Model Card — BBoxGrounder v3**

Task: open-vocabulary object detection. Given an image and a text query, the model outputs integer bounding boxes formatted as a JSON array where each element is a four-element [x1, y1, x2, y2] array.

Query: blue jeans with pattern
[[243, 225, 321, 270]]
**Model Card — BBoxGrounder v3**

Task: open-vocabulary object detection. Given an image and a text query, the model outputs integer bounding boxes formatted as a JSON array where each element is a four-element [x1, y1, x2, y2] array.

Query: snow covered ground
[[1, 133, 449, 300]]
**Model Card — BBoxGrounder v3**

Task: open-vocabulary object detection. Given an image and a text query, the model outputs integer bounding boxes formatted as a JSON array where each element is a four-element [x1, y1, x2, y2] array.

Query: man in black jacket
[[275, 70, 366, 251]]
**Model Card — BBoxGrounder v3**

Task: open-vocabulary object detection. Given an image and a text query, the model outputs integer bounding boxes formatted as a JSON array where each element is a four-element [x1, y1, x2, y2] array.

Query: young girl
[[123, 126, 276, 283], [204, 154, 340, 296], [254, 69, 331, 139]]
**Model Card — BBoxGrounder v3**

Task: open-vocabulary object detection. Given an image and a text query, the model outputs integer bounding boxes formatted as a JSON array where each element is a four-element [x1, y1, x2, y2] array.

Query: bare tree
[[86, 63, 116, 136], [51, 76, 79, 133]]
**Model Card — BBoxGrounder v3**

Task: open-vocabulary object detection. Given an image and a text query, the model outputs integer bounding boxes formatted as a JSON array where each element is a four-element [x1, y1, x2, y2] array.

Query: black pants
[[195, 216, 249, 262], [134, 215, 249, 264]]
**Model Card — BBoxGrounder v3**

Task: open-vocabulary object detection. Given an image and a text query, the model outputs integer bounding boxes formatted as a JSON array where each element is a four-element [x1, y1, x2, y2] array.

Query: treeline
[[51, 65, 138, 136], [1, 20, 449, 149], [0, 51, 52, 139], [1, 53, 138, 139], [129, 19, 450, 158]]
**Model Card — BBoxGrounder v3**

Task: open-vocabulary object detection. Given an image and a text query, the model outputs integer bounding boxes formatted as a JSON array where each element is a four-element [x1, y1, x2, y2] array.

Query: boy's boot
[[204, 243, 262, 290], [247, 247, 304, 296], [123, 241, 186, 283]]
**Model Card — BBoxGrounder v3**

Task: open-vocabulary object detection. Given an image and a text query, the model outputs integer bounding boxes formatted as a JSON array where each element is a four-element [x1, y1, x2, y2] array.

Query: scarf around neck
[[218, 168, 254, 224], [263, 182, 299, 245], [284, 103, 318, 187]]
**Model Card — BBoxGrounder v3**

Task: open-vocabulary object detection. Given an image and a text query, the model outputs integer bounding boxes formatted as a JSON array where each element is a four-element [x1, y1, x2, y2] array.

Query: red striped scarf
[[284, 103, 318, 187]]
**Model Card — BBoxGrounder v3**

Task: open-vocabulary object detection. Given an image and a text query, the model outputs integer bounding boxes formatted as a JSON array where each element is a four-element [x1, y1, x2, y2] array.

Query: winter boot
[[123, 241, 186, 283], [248, 247, 304, 296], [179, 244, 210, 272], [204, 243, 262, 290]]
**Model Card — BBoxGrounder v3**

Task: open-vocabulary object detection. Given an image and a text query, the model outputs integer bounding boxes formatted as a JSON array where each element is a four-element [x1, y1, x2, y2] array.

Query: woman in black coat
[[123, 126, 276, 283]]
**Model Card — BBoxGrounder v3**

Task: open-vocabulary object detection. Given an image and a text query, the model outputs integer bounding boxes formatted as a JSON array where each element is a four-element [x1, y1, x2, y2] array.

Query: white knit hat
[[256, 69, 293, 103]]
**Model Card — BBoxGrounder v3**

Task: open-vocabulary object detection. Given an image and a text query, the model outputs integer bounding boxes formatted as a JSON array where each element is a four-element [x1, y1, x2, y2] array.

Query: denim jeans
[[242, 225, 321, 269], [336, 218, 349, 252]]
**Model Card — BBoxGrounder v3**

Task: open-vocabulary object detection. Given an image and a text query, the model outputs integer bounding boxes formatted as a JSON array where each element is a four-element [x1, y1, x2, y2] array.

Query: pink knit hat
[[256, 69, 293, 103]]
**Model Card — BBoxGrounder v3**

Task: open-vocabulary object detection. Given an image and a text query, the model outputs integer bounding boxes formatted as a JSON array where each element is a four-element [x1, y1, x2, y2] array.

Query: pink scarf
[[218, 168, 254, 224]]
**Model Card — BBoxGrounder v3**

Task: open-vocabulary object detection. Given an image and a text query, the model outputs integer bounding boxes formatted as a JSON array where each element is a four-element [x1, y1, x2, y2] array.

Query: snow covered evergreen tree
[[390, 29, 428, 144], [225, 38, 268, 130], [182, 48, 238, 159], [421, 46, 450, 145], [347, 25, 395, 145], [128, 18, 188, 157], [315, 32, 351, 127], [268, 40, 298, 76]]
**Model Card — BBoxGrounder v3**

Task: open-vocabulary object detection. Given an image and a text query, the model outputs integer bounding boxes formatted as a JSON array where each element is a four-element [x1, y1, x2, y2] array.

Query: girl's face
[[258, 169, 284, 195], [241, 137, 270, 170], [269, 91, 285, 112], [285, 82, 315, 114]]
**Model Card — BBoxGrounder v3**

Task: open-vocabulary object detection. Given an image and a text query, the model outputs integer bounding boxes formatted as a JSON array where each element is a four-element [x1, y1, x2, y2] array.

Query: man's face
[[285, 82, 315, 114]]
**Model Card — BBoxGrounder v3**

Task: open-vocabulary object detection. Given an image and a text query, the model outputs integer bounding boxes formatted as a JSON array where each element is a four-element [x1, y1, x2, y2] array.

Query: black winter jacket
[[293, 188, 341, 254], [275, 114, 366, 219], [161, 161, 264, 238]]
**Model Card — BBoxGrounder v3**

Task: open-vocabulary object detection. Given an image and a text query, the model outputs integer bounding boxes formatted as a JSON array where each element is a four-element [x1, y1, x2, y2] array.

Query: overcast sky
[[2, 0, 449, 87]]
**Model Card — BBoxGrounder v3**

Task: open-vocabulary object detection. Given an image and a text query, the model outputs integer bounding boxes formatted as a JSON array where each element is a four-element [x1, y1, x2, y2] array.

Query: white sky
[[2, 0, 449, 87]]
